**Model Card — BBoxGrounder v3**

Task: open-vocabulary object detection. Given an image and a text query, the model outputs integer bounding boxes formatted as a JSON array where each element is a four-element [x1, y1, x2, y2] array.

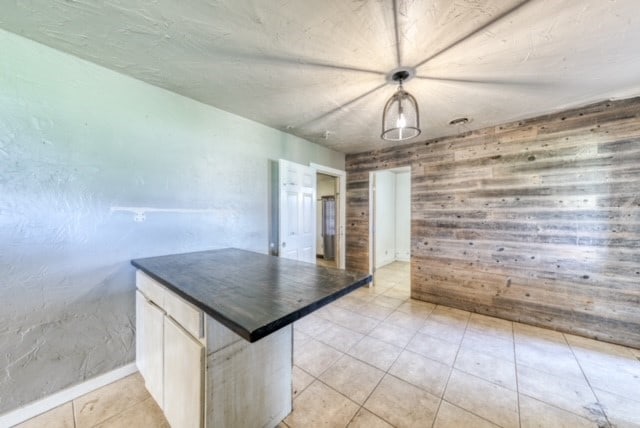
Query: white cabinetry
[[136, 272, 204, 428], [135, 270, 292, 428], [164, 317, 204, 428], [136, 291, 164, 406]]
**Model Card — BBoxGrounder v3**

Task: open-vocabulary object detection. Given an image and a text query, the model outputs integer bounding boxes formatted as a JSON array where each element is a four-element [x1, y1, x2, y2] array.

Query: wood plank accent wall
[[346, 97, 640, 348]]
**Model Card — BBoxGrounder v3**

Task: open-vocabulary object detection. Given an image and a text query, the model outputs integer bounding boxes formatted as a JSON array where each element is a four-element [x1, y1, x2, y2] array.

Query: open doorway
[[369, 167, 411, 281], [311, 163, 346, 269], [316, 173, 338, 268]]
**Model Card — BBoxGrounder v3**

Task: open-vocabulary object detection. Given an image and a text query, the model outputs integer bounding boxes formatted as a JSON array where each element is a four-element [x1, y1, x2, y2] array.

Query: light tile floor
[[16, 262, 640, 428]]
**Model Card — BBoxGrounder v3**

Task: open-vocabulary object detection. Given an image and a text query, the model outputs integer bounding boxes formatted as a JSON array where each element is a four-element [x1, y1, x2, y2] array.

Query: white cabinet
[[135, 270, 292, 428], [136, 273, 205, 428], [136, 291, 164, 406], [164, 317, 204, 428]]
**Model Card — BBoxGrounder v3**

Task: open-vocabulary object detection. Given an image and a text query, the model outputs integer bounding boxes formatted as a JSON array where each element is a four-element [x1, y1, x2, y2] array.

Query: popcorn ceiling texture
[[1, 0, 640, 153], [0, 29, 343, 415]]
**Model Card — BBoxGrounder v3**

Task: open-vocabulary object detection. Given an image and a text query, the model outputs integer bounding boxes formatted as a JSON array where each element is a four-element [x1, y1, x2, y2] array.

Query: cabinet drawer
[[136, 271, 165, 307], [164, 288, 203, 339]]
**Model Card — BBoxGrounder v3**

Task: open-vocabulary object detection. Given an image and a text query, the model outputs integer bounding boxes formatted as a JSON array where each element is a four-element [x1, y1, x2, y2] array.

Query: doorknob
[[282, 242, 286, 247]]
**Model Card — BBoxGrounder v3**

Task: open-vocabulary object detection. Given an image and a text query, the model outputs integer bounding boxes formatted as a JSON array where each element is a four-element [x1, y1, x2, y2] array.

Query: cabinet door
[[164, 316, 204, 428], [136, 291, 165, 408]]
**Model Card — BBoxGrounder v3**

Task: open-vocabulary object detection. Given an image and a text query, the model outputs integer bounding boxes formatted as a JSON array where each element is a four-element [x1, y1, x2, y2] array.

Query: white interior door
[[279, 159, 316, 263]]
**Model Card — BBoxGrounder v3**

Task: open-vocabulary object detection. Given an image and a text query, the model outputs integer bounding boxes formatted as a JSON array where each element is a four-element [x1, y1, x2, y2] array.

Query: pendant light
[[381, 69, 421, 141]]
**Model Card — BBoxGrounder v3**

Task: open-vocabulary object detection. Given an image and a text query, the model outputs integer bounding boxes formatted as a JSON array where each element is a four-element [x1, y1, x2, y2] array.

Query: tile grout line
[[429, 306, 471, 428], [513, 321, 522, 428], [295, 265, 419, 427], [341, 273, 426, 428], [562, 333, 613, 428], [72, 400, 77, 428]]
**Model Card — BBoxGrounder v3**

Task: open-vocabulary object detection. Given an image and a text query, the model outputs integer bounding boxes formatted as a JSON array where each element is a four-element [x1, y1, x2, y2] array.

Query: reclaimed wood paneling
[[346, 97, 640, 348]]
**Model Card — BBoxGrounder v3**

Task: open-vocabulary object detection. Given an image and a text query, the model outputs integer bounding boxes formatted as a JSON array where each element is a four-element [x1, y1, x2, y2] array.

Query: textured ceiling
[[2, 0, 640, 154]]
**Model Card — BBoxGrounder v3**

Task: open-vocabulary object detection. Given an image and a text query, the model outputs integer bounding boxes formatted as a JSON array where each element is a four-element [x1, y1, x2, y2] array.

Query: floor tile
[[315, 321, 364, 352], [294, 314, 335, 338], [519, 394, 599, 428], [74, 373, 150, 428], [371, 295, 405, 309], [454, 346, 517, 390], [514, 322, 566, 344], [515, 339, 585, 382], [579, 358, 640, 400], [467, 313, 513, 341], [433, 400, 500, 428], [284, 381, 359, 428], [319, 354, 385, 405], [385, 310, 426, 331], [347, 408, 393, 428], [368, 321, 416, 348], [93, 397, 169, 428], [420, 319, 466, 344], [444, 369, 519, 428], [406, 331, 459, 365], [351, 284, 385, 298], [293, 328, 311, 346], [429, 306, 470, 328], [364, 375, 440, 428], [356, 302, 395, 321], [594, 388, 640, 427], [381, 287, 411, 300], [315, 306, 380, 335], [461, 330, 515, 361], [516, 364, 605, 423], [388, 350, 451, 397], [565, 333, 637, 361], [396, 299, 436, 318], [294, 337, 344, 377], [348, 336, 402, 371], [15, 402, 74, 428], [292, 365, 315, 398], [567, 336, 640, 400], [13, 261, 640, 428]]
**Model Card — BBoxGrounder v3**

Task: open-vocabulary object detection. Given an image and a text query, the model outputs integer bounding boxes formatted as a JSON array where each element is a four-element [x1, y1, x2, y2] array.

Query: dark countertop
[[131, 248, 372, 342]]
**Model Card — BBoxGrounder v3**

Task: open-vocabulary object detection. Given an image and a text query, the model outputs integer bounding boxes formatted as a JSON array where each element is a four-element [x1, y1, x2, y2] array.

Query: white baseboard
[[0, 362, 138, 427]]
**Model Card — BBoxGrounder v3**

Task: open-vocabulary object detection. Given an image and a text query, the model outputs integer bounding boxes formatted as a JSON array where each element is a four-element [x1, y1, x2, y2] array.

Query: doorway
[[316, 173, 338, 268], [369, 167, 411, 280], [311, 163, 346, 269]]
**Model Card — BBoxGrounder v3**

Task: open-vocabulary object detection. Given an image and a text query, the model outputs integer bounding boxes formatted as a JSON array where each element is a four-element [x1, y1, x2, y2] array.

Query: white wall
[[0, 28, 344, 415], [374, 170, 396, 268], [395, 171, 411, 261], [374, 169, 410, 268]]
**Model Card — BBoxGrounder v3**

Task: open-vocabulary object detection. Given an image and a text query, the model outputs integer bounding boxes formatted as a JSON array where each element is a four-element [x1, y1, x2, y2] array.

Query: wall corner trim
[[0, 363, 138, 427]]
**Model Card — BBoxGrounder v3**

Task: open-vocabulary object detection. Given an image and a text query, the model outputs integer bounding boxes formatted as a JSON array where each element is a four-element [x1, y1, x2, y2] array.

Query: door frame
[[310, 163, 346, 270], [369, 166, 411, 282]]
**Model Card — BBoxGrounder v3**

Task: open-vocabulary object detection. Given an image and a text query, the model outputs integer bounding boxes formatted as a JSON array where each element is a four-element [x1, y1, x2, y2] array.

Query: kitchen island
[[132, 248, 371, 428]]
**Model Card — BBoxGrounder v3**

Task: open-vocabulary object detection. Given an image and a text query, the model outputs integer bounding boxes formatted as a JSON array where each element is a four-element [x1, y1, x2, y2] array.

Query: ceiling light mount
[[381, 66, 420, 141], [386, 67, 416, 84]]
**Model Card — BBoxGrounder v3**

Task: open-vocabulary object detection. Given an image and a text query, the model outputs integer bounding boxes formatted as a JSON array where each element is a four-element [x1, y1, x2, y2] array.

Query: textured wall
[[346, 97, 640, 348], [374, 170, 396, 268], [395, 171, 410, 262], [0, 29, 343, 414]]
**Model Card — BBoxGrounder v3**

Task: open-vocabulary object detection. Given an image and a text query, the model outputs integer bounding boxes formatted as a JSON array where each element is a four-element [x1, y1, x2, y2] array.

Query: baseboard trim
[[0, 362, 138, 427]]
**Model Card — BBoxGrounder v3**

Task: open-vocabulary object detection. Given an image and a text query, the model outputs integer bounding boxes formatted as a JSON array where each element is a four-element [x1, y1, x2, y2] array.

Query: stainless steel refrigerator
[[321, 196, 336, 261]]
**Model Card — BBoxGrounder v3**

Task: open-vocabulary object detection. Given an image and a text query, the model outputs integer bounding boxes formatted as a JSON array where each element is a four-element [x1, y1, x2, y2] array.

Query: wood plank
[[346, 96, 640, 349]]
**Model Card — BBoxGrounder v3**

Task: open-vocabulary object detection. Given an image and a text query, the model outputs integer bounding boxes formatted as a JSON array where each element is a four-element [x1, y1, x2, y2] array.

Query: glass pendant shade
[[381, 84, 421, 141]]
